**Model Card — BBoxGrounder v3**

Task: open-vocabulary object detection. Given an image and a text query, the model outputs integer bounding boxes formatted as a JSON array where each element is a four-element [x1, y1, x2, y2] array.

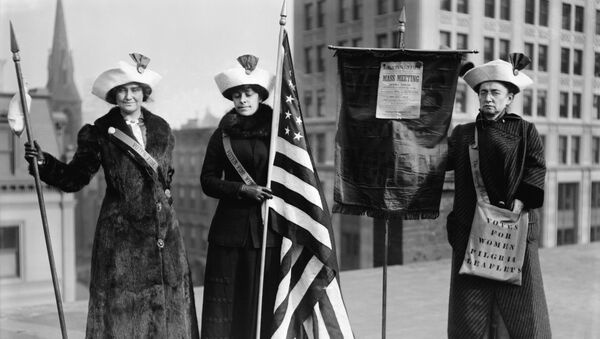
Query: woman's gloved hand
[[238, 184, 273, 202], [24, 140, 46, 166]]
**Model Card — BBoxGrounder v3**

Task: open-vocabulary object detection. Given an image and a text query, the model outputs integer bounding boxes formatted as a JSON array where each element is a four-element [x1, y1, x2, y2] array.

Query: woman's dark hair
[[105, 82, 152, 105], [223, 84, 268, 101], [474, 81, 520, 95]]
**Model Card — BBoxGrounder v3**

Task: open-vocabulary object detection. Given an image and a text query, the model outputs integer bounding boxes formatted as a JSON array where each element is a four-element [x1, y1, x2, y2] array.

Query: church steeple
[[46, 0, 81, 153]]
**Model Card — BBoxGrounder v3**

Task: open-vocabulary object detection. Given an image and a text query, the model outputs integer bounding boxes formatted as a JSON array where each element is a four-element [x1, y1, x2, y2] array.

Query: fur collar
[[218, 103, 272, 138]]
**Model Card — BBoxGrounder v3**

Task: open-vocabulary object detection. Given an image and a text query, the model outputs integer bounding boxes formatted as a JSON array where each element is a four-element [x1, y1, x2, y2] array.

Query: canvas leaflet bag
[[459, 127, 529, 286]]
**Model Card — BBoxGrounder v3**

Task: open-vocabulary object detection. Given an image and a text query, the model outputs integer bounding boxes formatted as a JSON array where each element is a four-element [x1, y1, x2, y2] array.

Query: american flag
[[267, 30, 354, 338]]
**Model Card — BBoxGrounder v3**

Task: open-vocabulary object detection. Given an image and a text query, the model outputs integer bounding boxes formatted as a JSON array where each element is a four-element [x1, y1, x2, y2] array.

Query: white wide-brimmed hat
[[462, 53, 533, 94], [92, 53, 162, 104], [214, 54, 274, 100]]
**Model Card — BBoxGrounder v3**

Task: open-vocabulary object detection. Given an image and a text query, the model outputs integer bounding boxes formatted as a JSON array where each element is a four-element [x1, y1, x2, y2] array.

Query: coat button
[[156, 202, 162, 212], [157, 239, 165, 249], [164, 189, 171, 198]]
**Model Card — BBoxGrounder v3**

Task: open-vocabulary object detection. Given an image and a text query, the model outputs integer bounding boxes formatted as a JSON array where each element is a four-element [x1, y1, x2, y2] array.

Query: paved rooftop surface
[[1, 242, 599, 338]]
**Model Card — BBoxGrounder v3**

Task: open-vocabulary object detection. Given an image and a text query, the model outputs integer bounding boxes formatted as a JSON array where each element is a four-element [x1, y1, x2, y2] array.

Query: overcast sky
[[0, 0, 294, 128]]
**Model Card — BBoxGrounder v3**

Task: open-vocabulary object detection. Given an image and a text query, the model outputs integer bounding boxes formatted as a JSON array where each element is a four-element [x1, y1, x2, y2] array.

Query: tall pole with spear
[[9, 22, 69, 339]]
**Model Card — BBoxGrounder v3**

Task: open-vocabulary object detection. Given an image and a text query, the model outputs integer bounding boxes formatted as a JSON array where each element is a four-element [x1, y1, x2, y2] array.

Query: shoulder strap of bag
[[468, 126, 490, 203], [222, 131, 256, 185], [107, 126, 169, 191]]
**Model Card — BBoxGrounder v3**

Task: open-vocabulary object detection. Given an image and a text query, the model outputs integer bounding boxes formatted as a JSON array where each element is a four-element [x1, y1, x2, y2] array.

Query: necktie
[[126, 119, 145, 148]]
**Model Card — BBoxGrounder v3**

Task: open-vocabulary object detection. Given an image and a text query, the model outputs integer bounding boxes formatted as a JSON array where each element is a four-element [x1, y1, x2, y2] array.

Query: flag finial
[[10, 21, 20, 53], [279, 0, 287, 26]]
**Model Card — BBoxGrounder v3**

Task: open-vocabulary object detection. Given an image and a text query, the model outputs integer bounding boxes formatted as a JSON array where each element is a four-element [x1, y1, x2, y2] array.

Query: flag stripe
[[270, 180, 327, 228], [271, 165, 323, 210], [269, 197, 332, 250], [274, 136, 313, 171]]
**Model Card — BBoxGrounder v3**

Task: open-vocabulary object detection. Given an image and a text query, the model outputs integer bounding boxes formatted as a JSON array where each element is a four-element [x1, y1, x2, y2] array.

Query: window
[[316, 89, 326, 117], [304, 91, 313, 117], [338, 0, 348, 23], [574, 6, 584, 32], [353, 0, 363, 20], [537, 89, 547, 117], [559, 92, 569, 118], [597, 10, 600, 35], [484, 37, 494, 62], [593, 137, 600, 164], [304, 47, 313, 74], [0, 116, 16, 175], [595, 53, 600, 77], [561, 48, 570, 74], [523, 89, 532, 116], [315, 133, 326, 163], [317, 0, 326, 28], [455, 83, 467, 113], [538, 44, 547, 72], [573, 49, 582, 75], [0, 226, 20, 278], [352, 37, 362, 47], [539, 0, 549, 26], [391, 31, 400, 47], [571, 136, 580, 164], [591, 182, 600, 242], [316, 44, 325, 72], [305, 3, 313, 30], [457, 33, 468, 50], [524, 43, 534, 69], [377, 0, 388, 15], [337, 39, 347, 46], [572, 93, 581, 119], [376, 33, 388, 48], [441, 0, 451, 11], [525, 0, 535, 24], [557, 183, 578, 245], [594, 95, 600, 119], [440, 31, 451, 49], [457, 0, 469, 13], [562, 3, 571, 30], [485, 0, 495, 18], [499, 39, 510, 61], [558, 135, 568, 164], [340, 215, 360, 270], [393, 0, 402, 11], [500, 0, 510, 20]]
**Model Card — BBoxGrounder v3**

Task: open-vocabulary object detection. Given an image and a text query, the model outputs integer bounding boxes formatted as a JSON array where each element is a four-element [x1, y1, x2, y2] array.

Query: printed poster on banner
[[375, 61, 423, 119]]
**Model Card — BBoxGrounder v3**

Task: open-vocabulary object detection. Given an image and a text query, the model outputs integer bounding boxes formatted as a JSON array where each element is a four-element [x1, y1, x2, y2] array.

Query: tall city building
[[293, 0, 600, 269], [171, 124, 219, 285]]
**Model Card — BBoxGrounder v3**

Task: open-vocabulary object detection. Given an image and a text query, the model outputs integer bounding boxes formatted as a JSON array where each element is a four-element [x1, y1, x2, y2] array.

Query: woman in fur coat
[[25, 54, 199, 338], [200, 55, 280, 339], [446, 56, 550, 338]]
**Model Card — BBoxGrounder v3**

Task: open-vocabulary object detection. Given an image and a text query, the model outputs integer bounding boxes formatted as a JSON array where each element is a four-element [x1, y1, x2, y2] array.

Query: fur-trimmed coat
[[446, 113, 551, 338], [37, 107, 199, 338]]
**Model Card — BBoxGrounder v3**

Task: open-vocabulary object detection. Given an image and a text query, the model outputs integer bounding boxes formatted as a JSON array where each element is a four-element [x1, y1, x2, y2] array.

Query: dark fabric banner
[[332, 48, 464, 220]]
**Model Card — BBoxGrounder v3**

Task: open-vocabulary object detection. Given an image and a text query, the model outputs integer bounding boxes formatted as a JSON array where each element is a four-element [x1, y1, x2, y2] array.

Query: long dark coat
[[446, 113, 551, 338], [37, 107, 199, 338], [200, 104, 281, 339]]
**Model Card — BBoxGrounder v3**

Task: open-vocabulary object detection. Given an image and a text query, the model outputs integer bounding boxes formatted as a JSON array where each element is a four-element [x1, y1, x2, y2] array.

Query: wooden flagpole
[[382, 8, 406, 339], [257, 1, 287, 338], [9, 21, 68, 339]]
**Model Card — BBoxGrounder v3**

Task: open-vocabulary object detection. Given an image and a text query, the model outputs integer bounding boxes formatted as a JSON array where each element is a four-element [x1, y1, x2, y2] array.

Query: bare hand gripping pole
[[10, 22, 68, 339]]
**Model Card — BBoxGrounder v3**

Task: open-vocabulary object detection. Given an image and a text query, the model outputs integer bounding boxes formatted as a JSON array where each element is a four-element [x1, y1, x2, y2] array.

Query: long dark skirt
[[200, 243, 281, 339]]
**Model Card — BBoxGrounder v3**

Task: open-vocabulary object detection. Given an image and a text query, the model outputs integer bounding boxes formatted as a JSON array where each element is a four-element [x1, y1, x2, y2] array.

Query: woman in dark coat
[[446, 56, 551, 338], [200, 55, 280, 339], [25, 54, 199, 338]]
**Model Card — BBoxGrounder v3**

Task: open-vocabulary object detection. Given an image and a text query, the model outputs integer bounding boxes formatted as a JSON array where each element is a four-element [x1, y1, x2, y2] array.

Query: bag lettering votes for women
[[459, 129, 528, 286]]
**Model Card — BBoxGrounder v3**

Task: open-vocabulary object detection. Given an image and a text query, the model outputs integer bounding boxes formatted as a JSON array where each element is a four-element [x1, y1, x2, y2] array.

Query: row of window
[[557, 135, 600, 166], [304, 0, 405, 30]]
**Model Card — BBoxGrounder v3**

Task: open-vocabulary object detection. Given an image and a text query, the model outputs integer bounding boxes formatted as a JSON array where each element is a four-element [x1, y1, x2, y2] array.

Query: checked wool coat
[[36, 107, 199, 339], [445, 113, 551, 339]]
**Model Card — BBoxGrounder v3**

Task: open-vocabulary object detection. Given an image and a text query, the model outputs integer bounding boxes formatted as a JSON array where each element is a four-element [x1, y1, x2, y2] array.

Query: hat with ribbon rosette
[[462, 53, 533, 94], [92, 53, 162, 104], [214, 54, 274, 101]]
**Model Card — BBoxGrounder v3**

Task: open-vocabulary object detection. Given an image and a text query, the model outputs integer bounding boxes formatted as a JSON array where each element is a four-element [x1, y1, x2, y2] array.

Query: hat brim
[[463, 59, 532, 94], [215, 67, 274, 101], [92, 61, 162, 104]]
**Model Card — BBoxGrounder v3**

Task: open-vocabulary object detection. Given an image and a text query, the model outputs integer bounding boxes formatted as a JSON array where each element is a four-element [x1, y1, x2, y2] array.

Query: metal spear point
[[10, 21, 69, 339]]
